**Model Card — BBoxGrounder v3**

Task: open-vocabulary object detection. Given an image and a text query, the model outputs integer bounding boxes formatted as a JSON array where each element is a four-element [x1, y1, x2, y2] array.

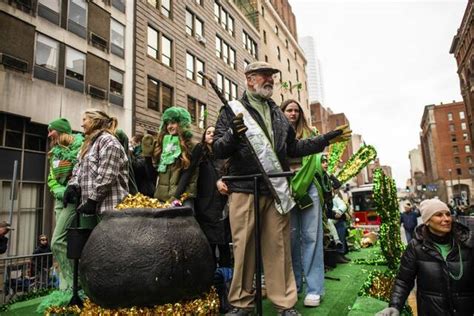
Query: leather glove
[[323, 124, 352, 144], [63, 185, 80, 207], [141, 134, 156, 157], [77, 199, 98, 215], [232, 113, 248, 137], [375, 307, 400, 316]]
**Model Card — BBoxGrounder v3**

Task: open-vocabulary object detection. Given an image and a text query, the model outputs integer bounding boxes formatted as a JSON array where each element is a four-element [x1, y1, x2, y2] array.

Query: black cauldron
[[79, 207, 214, 308]]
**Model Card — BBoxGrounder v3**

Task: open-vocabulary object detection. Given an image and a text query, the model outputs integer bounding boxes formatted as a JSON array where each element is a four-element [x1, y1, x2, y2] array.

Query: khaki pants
[[228, 193, 297, 310]]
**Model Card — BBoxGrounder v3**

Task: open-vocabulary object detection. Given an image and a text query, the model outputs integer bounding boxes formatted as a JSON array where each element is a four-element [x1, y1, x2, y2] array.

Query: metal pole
[[457, 174, 462, 205], [253, 176, 262, 316], [449, 169, 453, 204], [7, 161, 18, 257]]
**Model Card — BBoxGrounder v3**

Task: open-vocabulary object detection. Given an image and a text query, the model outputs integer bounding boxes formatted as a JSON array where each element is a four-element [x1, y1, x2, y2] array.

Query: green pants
[[51, 200, 76, 290]]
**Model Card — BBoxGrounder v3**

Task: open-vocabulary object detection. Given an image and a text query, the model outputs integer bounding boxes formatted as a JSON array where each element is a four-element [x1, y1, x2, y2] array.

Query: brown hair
[[80, 109, 118, 158], [153, 125, 192, 170], [280, 99, 312, 140]]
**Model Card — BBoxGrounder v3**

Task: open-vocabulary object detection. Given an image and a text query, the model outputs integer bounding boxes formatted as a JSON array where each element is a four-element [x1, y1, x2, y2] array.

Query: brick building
[[450, 0, 474, 152], [0, 0, 132, 255], [420, 101, 473, 204]]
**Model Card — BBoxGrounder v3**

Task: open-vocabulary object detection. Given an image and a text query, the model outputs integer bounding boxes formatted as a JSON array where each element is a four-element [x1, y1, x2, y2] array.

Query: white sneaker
[[304, 294, 321, 307]]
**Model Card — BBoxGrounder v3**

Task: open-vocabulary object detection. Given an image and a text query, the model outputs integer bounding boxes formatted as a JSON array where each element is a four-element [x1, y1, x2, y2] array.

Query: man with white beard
[[213, 61, 351, 316]]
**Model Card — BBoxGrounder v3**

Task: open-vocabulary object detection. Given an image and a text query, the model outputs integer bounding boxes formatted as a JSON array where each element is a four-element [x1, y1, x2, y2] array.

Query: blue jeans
[[290, 184, 324, 296], [405, 229, 414, 243], [335, 220, 347, 254]]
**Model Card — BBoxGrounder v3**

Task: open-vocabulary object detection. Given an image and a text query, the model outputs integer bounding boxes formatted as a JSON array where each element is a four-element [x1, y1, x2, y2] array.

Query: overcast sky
[[290, 0, 468, 187]]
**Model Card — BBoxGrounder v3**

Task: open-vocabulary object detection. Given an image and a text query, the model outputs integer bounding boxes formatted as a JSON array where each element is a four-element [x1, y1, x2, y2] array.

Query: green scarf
[[157, 135, 182, 173]]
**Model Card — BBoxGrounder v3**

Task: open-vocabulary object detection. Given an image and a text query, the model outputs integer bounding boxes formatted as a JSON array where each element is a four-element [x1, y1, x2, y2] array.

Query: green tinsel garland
[[0, 288, 54, 312], [336, 145, 377, 184], [373, 168, 405, 270], [328, 140, 348, 174]]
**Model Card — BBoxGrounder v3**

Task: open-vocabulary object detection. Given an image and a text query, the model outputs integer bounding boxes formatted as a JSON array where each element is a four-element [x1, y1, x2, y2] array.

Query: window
[[161, 35, 172, 67], [185, 9, 204, 38], [186, 52, 204, 85], [147, 26, 158, 58], [34, 33, 59, 84], [465, 145, 471, 153], [216, 36, 236, 69], [68, 0, 87, 38], [460, 111, 465, 119], [287, 59, 290, 71], [109, 67, 123, 106], [187, 96, 207, 128], [461, 122, 467, 130], [448, 112, 453, 121], [261, 5, 264, 16], [296, 70, 299, 81], [453, 145, 459, 154], [244, 59, 249, 70], [466, 156, 472, 164], [242, 31, 257, 58], [112, 0, 125, 13], [148, 0, 171, 18], [147, 26, 173, 67], [275, 25, 279, 35], [455, 157, 461, 164], [285, 39, 289, 48], [470, 167, 474, 175], [111, 19, 125, 58], [449, 124, 455, 132], [147, 77, 173, 112], [65, 47, 85, 92], [195, 0, 203, 5], [214, 1, 234, 36], [277, 46, 281, 61], [457, 168, 462, 175], [217, 73, 238, 101], [263, 30, 266, 44], [451, 134, 457, 142], [294, 51, 297, 60], [264, 55, 268, 62], [38, 0, 60, 24], [463, 133, 469, 141], [298, 90, 301, 102]]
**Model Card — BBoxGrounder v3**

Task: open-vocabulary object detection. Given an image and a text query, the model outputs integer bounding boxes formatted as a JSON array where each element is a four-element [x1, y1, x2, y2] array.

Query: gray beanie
[[419, 199, 449, 224]]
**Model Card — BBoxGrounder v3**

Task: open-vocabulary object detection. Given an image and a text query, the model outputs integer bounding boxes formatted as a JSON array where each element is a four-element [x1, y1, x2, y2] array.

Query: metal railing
[[0, 252, 57, 304]]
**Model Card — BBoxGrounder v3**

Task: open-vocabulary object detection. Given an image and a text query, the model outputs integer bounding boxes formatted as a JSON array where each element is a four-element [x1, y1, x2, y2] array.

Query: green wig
[[159, 106, 192, 138]]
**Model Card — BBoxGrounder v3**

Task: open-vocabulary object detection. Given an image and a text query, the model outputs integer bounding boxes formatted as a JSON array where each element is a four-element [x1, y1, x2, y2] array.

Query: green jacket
[[47, 133, 84, 200], [154, 143, 199, 202]]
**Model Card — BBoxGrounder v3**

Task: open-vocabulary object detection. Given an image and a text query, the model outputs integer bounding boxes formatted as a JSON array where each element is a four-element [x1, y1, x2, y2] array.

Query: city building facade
[[420, 101, 473, 204], [299, 36, 324, 105], [0, 0, 132, 255], [450, 0, 474, 152]]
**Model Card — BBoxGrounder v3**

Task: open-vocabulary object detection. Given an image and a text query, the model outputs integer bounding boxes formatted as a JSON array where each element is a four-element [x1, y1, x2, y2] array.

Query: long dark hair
[[280, 99, 312, 139], [200, 126, 214, 160]]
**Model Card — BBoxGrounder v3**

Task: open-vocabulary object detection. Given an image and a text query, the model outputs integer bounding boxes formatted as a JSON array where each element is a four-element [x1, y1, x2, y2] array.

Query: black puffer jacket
[[390, 222, 474, 316], [213, 92, 330, 194]]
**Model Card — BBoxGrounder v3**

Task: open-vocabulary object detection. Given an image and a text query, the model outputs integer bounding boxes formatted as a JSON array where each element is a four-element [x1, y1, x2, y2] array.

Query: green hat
[[48, 118, 72, 135], [160, 106, 192, 133]]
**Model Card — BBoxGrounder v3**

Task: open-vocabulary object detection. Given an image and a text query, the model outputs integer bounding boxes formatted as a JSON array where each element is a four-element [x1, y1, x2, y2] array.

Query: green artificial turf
[[2, 247, 386, 316]]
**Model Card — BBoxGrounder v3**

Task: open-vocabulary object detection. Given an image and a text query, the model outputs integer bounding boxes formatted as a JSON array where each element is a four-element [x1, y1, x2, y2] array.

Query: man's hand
[[323, 124, 352, 145], [375, 307, 400, 316], [216, 179, 229, 195], [77, 199, 98, 215], [63, 185, 80, 207], [141, 134, 156, 157], [232, 113, 248, 137]]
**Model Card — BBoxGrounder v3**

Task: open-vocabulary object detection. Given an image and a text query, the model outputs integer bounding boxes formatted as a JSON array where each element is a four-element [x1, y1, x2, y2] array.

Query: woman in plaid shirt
[[63, 109, 129, 219]]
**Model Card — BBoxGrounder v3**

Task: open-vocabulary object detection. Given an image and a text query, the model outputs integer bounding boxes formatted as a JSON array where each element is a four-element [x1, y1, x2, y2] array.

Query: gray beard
[[254, 84, 273, 99]]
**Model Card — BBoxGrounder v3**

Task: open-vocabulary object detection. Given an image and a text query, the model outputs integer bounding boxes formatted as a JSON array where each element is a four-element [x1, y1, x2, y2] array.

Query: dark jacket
[[400, 210, 419, 232], [194, 144, 230, 245], [213, 92, 330, 194], [390, 223, 474, 316], [32, 244, 53, 274], [0, 236, 8, 254]]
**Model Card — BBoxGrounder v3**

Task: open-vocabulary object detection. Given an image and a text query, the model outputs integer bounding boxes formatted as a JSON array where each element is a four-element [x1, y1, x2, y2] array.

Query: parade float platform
[[3, 247, 402, 316]]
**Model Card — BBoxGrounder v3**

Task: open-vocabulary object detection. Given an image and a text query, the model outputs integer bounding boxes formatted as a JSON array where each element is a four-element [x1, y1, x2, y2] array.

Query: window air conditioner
[[0, 53, 28, 72]]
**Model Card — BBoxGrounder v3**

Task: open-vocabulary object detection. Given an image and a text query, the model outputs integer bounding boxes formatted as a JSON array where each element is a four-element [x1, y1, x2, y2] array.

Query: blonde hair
[[48, 132, 75, 157], [153, 126, 192, 170], [80, 109, 118, 158]]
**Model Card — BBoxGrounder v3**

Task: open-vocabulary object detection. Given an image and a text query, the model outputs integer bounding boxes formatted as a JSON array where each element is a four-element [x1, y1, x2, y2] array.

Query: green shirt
[[433, 242, 452, 260], [246, 91, 274, 146]]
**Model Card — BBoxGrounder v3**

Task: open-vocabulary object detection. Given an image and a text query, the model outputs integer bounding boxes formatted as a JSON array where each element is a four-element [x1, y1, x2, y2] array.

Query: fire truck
[[350, 184, 381, 231]]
